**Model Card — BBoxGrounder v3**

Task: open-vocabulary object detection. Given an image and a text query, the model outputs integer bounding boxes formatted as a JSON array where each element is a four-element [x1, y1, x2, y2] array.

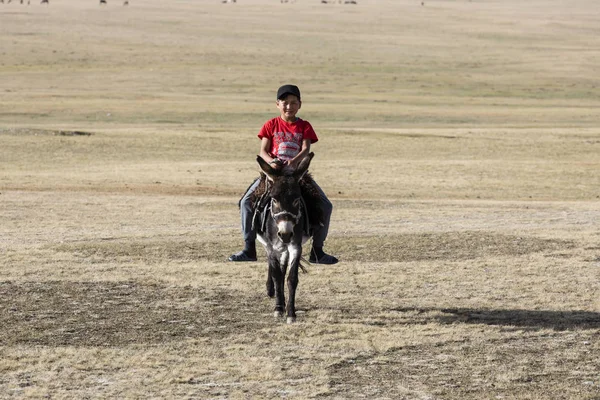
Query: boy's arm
[[259, 137, 283, 168]]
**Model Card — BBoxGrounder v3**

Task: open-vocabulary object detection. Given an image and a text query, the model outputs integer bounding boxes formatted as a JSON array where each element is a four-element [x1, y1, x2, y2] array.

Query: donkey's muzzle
[[278, 231, 293, 244], [276, 220, 294, 244]]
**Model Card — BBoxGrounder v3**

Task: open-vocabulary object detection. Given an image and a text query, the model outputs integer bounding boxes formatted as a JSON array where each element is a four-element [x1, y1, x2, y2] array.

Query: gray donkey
[[255, 152, 316, 324]]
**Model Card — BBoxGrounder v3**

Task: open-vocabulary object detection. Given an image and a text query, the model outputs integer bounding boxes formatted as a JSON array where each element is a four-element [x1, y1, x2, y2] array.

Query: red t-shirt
[[258, 117, 319, 161]]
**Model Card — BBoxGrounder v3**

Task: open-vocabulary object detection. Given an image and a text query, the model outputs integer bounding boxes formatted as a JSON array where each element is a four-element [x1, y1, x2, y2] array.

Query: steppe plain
[[0, 0, 599, 398]]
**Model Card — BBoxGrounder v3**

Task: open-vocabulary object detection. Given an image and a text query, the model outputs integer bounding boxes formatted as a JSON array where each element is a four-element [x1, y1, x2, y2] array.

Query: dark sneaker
[[309, 253, 339, 265], [228, 251, 257, 262]]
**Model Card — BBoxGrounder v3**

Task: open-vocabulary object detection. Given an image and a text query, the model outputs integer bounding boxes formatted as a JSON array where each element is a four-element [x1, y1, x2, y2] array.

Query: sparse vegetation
[[1, 0, 599, 398]]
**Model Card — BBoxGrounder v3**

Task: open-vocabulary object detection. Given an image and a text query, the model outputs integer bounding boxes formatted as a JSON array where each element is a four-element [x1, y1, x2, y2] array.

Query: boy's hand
[[269, 158, 284, 170]]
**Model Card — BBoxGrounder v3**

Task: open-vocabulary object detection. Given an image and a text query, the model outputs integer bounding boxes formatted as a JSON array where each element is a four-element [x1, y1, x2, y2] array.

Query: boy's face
[[276, 94, 301, 122]]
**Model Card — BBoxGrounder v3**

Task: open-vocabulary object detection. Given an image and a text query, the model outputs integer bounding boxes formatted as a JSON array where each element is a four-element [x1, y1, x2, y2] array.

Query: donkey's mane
[[240, 172, 324, 228]]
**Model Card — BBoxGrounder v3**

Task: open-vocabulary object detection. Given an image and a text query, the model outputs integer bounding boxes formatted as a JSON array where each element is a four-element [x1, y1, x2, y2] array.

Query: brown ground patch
[[0, 128, 93, 136], [0, 281, 266, 346], [52, 239, 230, 264], [326, 331, 600, 399], [51, 232, 574, 264], [336, 232, 574, 262]]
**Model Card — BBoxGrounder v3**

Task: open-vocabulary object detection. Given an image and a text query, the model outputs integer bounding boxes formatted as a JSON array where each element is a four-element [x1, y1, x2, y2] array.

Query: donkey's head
[[257, 153, 314, 244]]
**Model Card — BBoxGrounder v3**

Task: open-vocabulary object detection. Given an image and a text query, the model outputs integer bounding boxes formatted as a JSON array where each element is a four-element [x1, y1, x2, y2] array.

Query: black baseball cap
[[277, 84, 301, 101]]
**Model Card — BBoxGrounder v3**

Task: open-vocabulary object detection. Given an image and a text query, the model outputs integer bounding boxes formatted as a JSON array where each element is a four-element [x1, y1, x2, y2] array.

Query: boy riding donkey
[[228, 84, 338, 265]]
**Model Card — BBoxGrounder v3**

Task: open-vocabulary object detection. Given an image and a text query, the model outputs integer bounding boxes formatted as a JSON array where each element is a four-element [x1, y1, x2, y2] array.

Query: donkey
[[255, 152, 315, 324]]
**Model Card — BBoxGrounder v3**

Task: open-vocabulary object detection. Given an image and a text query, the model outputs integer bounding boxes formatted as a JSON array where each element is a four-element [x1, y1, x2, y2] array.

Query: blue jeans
[[239, 178, 332, 248]]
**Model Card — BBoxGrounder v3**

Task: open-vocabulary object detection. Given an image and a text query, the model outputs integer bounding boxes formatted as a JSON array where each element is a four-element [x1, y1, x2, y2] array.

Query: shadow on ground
[[388, 306, 600, 331]]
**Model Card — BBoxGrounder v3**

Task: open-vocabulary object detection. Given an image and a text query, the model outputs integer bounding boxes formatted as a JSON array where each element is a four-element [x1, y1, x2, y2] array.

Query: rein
[[270, 197, 302, 224]]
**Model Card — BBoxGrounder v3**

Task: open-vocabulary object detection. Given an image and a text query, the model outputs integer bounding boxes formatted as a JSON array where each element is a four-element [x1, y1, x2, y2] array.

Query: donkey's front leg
[[285, 245, 301, 324], [266, 263, 274, 298], [269, 254, 286, 318]]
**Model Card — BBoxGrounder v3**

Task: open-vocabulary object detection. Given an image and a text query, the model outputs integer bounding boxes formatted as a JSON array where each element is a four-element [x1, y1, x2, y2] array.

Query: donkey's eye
[[293, 198, 302, 208]]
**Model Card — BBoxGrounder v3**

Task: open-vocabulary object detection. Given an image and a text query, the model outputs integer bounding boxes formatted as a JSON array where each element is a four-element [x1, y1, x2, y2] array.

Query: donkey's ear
[[295, 152, 314, 178], [257, 156, 276, 181]]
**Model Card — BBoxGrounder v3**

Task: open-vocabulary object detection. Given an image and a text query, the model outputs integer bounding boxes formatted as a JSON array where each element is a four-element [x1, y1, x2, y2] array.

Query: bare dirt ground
[[1, 0, 599, 399]]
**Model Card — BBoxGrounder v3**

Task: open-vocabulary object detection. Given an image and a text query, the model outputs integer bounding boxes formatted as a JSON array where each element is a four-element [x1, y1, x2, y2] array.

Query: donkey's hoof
[[286, 316, 296, 324], [274, 311, 284, 318]]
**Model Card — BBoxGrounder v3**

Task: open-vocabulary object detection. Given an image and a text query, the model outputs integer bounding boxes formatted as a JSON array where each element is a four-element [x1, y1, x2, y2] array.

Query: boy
[[228, 84, 338, 264]]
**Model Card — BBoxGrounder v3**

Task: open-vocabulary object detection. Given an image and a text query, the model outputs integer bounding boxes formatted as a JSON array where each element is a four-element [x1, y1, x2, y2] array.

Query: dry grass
[[1, 0, 599, 398]]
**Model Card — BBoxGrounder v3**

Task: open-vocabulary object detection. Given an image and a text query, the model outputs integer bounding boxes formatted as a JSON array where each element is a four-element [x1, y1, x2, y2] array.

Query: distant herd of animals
[[1, 0, 358, 4], [0, 0, 360, 4], [220, 0, 348, 3], [221, 0, 358, 3], [0, 0, 129, 4], [0, 0, 44, 4]]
